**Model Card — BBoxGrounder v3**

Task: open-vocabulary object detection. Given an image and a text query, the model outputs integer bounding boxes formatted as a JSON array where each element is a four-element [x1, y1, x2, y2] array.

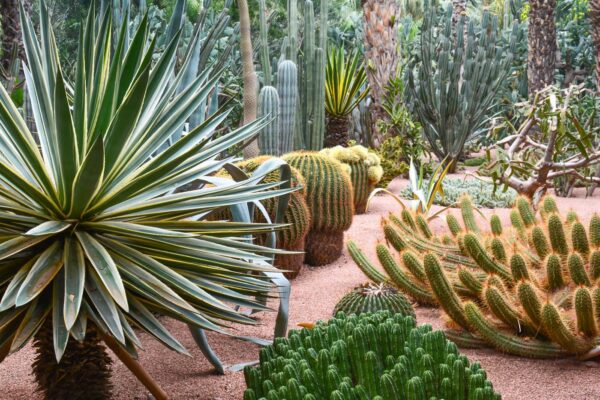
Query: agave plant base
[[32, 322, 112, 400], [304, 229, 344, 266], [275, 240, 305, 279], [324, 115, 351, 147]]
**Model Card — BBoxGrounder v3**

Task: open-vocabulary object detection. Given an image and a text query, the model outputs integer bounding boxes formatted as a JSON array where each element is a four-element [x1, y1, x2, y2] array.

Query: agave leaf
[[10, 295, 50, 353], [63, 237, 86, 329], [76, 232, 128, 311], [25, 220, 71, 236], [85, 268, 125, 343], [69, 137, 105, 217], [0, 259, 35, 312], [15, 241, 64, 306], [52, 270, 69, 362]]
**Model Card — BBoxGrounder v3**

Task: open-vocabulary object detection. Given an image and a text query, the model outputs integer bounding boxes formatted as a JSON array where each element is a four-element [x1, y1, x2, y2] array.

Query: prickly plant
[[333, 283, 415, 318], [257, 86, 280, 155], [243, 311, 501, 400], [320, 145, 383, 214], [349, 194, 600, 359], [283, 152, 353, 266], [215, 156, 311, 278]]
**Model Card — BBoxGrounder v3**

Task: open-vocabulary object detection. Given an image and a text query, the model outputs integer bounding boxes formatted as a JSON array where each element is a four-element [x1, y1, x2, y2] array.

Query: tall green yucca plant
[[324, 47, 368, 147], [0, 2, 290, 398]]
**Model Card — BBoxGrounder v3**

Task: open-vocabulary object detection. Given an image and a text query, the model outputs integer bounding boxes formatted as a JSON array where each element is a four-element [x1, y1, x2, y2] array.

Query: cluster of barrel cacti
[[333, 283, 415, 319], [243, 311, 501, 400], [320, 145, 383, 214], [283, 152, 354, 266], [349, 194, 600, 358], [257, 0, 328, 155], [214, 156, 311, 278]]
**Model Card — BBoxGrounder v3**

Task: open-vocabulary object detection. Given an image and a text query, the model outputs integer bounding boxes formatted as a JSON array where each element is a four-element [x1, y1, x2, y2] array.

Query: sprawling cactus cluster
[[321, 145, 383, 214], [333, 283, 415, 318], [243, 311, 500, 400], [215, 156, 311, 278], [283, 152, 354, 266], [350, 194, 600, 358]]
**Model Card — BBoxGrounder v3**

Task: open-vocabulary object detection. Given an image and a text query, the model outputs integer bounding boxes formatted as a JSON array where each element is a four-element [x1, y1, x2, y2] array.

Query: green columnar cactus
[[349, 194, 600, 359], [283, 152, 353, 265], [243, 312, 501, 400], [257, 86, 279, 155], [277, 60, 298, 155], [215, 156, 311, 278], [333, 283, 415, 318], [320, 145, 383, 214]]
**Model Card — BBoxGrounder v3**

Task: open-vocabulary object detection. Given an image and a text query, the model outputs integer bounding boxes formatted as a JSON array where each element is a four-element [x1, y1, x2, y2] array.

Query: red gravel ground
[[1, 176, 600, 400]]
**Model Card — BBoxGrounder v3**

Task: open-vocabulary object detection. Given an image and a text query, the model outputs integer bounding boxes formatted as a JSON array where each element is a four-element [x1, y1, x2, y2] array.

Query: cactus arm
[[541, 302, 594, 354], [463, 233, 512, 281], [464, 302, 569, 358], [575, 287, 598, 338], [347, 241, 387, 283]]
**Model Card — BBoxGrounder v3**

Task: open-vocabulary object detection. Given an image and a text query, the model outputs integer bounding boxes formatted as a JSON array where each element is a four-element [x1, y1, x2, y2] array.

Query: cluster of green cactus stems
[[214, 156, 311, 278], [257, 0, 327, 154], [333, 282, 415, 319], [349, 194, 600, 359], [243, 311, 501, 400], [320, 145, 383, 214], [283, 152, 354, 266]]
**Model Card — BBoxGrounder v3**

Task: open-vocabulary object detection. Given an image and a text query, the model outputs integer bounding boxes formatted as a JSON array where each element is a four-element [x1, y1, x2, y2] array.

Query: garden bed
[[2, 176, 600, 400]]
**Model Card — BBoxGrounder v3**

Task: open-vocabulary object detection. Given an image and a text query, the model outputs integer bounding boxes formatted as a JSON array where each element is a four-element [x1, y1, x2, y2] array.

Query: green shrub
[[243, 311, 501, 400], [401, 178, 517, 209]]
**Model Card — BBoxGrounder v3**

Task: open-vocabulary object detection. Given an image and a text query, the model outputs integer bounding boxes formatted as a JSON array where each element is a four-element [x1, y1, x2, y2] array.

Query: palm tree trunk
[[362, 0, 399, 147], [238, 0, 260, 158], [527, 0, 557, 96], [590, 0, 600, 92]]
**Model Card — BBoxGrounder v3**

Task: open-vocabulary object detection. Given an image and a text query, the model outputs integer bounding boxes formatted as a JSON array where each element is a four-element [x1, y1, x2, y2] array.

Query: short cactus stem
[[590, 250, 600, 281], [401, 209, 418, 232], [548, 214, 569, 256], [490, 238, 507, 263], [566, 210, 579, 225], [575, 287, 598, 338], [459, 195, 480, 233], [423, 254, 470, 329], [542, 195, 559, 215], [545, 254, 565, 291], [490, 214, 502, 236], [590, 214, 600, 248], [510, 254, 529, 281], [531, 226, 550, 260], [463, 233, 512, 282], [458, 267, 483, 297], [571, 222, 590, 258], [383, 223, 408, 252], [517, 281, 544, 329], [416, 214, 433, 239], [568, 253, 591, 287], [401, 251, 427, 282], [446, 213, 463, 237], [347, 241, 387, 283], [541, 302, 594, 354], [509, 209, 527, 241], [516, 196, 536, 227], [484, 285, 532, 335]]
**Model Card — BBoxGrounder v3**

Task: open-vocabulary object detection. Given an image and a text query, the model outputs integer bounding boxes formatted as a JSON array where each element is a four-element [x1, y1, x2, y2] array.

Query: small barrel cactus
[[333, 282, 415, 318], [214, 156, 311, 278], [282, 151, 354, 266], [321, 145, 383, 214], [243, 311, 501, 400]]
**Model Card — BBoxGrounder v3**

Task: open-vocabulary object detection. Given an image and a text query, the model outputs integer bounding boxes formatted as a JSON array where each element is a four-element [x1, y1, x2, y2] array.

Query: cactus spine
[[333, 283, 415, 318]]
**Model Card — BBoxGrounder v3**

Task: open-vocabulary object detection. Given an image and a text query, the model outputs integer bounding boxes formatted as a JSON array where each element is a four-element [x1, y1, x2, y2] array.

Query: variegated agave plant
[[0, 0, 289, 385]]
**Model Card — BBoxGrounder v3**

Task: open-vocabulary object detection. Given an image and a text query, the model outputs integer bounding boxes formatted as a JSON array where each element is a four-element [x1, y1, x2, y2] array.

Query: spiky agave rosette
[[349, 194, 600, 359], [0, 2, 293, 372]]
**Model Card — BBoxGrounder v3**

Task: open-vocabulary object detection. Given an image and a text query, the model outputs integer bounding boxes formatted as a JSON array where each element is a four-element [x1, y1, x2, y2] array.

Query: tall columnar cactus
[[277, 60, 298, 155], [283, 152, 354, 266], [257, 86, 280, 155], [408, 5, 514, 170], [320, 145, 383, 214], [243, 311, 501, 400], [350, 194, 600, 359], [333, 283, 415, 318], [215, 156, 311, 278]]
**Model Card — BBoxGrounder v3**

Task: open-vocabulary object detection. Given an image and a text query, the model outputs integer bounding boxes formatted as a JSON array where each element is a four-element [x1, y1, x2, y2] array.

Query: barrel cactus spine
[[333, 282, 415, 318], [283, 152, 354, 265], [243, 311, 501, 400]]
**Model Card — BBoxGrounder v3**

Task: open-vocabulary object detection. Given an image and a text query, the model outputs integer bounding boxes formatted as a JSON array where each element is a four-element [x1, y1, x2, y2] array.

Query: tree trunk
[[32, 321, 113, 400], [591, 0, 600, 92], [527, 0, 557, 97], [238, 0, 260, 158], [325, 114, 351, 147], [362, 0, 399, 147], [0, 0, 30, 71]]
